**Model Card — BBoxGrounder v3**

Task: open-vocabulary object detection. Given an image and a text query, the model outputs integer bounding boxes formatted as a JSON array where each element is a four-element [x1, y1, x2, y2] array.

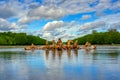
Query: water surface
[[0, 46, 120, 80]]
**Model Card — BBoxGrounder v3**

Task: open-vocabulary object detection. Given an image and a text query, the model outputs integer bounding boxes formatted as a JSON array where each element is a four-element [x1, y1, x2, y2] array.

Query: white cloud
[[28, 2, 40, 9], [0, 7, 16, 19], [93, 0, 111, 10], [17, 5, 65, 24], [80, 21, 106, 31], [42, 32, 54, 40], [108, 0, 120, 10], [18, 16, 39, 24], [110, 21, 120, 29], [0, 0, 120, 41], [81, 15, 92, 20], [0, 18, 19, 31], [43, 20, 65, 31], [1, 0, 119, 25], [28, 5, 65, 20], [35, 20, 79, 41], [35, 13, 120, 41], [78, 13, 120, 32], [0, 0, 120, 21], [0, 1, 27, 19]]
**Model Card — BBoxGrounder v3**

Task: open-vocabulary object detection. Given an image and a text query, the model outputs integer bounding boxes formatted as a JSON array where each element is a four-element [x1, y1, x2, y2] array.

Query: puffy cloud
[[42, 32, 54, 40], [28, 2, 40, 9], [57, 0, 93, 14], [108, 0, 120, 10], [0, 0, 120, 41], [18, 16, 39, 24], [43, 32, 52, 37], [1, 0, 119, 25], [110, 22, 120, 29], [0, 7, 16, 19], [0, 1, 27, 19], [43, 21, 65, 31], [0, 18, 19, 31], [17, 5, 65, 24], [0, 0, 120, 21], [28, 5, 65, 20], [36, 20, 79, 41], [43, 0, 66, 5], [81, 15, 92, 20], [35, 13, 120, 41], [93, 0, 110, 10], [78, 13, 120, 32], [0, 2, 17, 19], [80, 21, 106, 31]]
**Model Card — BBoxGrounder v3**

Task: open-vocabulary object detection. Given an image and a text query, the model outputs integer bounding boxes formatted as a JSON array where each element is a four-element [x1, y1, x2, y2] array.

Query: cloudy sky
[[0, 0, 120, 41]]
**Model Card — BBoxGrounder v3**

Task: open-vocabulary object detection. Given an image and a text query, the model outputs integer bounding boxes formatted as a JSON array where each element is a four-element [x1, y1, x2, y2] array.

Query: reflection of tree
[[93, 52, 118, 61], [45, 50, 49, 60], [108, 53, 119, 58], [0, 51, 26, 60]]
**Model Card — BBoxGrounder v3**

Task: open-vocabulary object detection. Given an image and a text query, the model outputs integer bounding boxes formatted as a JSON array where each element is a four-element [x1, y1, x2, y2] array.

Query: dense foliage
[[0, 32, 46, 45], [74, 30, 120, 45], [1, 29, 120, 45]]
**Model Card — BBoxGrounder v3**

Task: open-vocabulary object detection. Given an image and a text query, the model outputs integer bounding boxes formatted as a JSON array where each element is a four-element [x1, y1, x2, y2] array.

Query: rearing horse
[[51, 40, 56, 49], [66, 40, 73, 49], [73, 40, 80, 49]]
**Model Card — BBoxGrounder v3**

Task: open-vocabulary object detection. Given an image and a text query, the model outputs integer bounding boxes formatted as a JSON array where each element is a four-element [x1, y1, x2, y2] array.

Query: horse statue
[[56, 38, 63, 50], [82, 42, 96, 49], [25, 43, 38, 50], [50, 40, 56, 49], [66, 40, 73, 49], [73, 40, 80, 49], [39, 40, 50, 50]]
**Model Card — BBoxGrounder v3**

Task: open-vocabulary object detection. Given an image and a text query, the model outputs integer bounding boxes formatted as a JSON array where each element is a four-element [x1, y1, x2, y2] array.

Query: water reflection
[[45, 49, 80, 61], [57, 50, 62, 60], [45, 50, 49, 60], [93, 52, 119, 60], [0, 51, 26, 60], [52, 49, 56, 60], [67, 49, 71, 59], [0, 47, 120, 80]]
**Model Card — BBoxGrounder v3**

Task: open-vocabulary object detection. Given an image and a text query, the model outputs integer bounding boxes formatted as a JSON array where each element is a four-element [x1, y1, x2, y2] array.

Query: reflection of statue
[[45, 50, 49, 60], [67, 49, 71, 59], [57, 50, 62, 60], [74, 49, 78, 58], [52, 49, 56, 60], [84, 48, 95, 54]]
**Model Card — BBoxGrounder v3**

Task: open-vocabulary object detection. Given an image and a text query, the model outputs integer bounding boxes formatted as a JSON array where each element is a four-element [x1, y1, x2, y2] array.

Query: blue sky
[[0, 0, 120, 41]]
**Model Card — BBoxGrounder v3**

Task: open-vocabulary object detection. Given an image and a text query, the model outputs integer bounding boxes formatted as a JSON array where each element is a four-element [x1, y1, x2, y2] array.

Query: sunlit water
[[0, 46, 120, 80]]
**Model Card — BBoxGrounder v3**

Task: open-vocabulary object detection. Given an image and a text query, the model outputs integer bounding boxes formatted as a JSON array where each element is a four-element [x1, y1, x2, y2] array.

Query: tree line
[[1, 29, 120, 45], [74, 29, 120, 45], [0, 32, 46, 45]]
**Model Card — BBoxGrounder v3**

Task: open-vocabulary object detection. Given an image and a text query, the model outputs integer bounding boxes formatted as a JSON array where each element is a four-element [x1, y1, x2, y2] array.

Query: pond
[[0, 46, 120, 80]]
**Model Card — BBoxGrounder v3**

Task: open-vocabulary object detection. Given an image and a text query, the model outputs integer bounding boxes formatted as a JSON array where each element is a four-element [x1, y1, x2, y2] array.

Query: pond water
[[0, 46, 120, 80]]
